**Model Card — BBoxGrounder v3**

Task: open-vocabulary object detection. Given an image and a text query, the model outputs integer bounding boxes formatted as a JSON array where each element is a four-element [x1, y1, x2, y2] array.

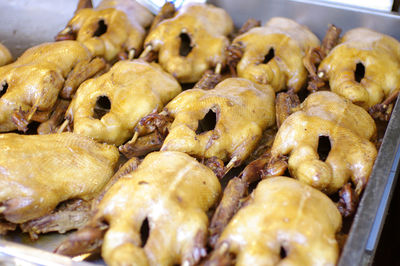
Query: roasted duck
[[120, 78, 275, 172], [268, 91, 377, 195], [56, 151, 221, 266], [228, 17, 320, 92], [0, 41, 100, 132], [317, 28, 400, 113], [0, 132, 119, 238], [56, 0, 154, 61], [207, 177, 342, 266], [0, 43, 12, 66], [141, 3, 234, 83], [66, 59, 181, 145]]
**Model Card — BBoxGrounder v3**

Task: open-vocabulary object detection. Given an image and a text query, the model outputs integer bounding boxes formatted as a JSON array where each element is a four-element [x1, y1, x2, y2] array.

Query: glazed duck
[[0, 132, 119, 238], [56, 151, 221, 266], [56, 0, 154, 61], [141, 3, 234, 83], [120, 78, 275, 174], [228, 17, 320, 92], [65, 59, 181, 145]]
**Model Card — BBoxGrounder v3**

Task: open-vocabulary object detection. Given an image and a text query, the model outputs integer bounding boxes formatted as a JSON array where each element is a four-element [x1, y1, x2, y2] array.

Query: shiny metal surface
[[0, 0, 399, 265]]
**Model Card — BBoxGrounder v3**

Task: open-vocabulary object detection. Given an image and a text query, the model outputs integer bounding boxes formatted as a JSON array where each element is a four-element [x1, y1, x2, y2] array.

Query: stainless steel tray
[[1, 0, 400, 265]]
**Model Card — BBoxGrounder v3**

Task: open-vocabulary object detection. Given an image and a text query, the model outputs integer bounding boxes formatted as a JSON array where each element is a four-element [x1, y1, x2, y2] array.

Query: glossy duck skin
[[233, 17, 320, 92], [0, 132, 119, 225], [57, 151, 221, 266], [67, 60, 181, 145], [0, 41, 92, 132], [319, 28, 400, 109], [57, 0, 154, 61], [270, 91, 377, 194], [144, 3, 234, 83], [207, 177, 341, 266], [162, 78, 275, 165]]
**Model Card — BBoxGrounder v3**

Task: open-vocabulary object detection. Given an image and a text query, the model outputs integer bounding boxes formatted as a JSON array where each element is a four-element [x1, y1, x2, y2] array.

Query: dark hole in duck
[[93, 95, 111, 119], [179, 32, 193, 57], [263, 48, 275, 64], [0, 81, 8, 97], [196, 109, 217, 135], [354, 62, 365, 83], [280, 246, 287, 259], [317, 135, 331, 162], [93, 19, 107, 37], [140, 218, 150, 247]]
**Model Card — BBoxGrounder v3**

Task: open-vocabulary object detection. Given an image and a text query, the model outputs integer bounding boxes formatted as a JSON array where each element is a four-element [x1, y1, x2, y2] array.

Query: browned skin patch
[[275, 90, 300, 128], [238, 18, 261, 35], [194, 70, 222, 90], [61, 57, 108, 99], [304, 25, 342, 92], [20, 199, 91, 240], [209, 177, 247, 247], [149, 2, 175, 33], [37, 99, 70, 134], [336, 183, 359, 218]]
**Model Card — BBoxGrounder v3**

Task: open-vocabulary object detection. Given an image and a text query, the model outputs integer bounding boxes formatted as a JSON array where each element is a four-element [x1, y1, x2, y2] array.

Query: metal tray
[[1, 0, 400, 265]]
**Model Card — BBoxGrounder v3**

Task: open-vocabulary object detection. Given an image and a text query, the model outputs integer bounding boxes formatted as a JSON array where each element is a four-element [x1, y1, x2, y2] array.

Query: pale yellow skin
[[162, 78, 276, 163], [213, 177, 341, 266], [319, 28, 400, 109], [0, 43, 12, 66], [144, 3, 234, 83], [65, 0, 154, 61], [0, 132, 119, 224], [96, 151, 221, 266], [271, 92, 377, 194], [0, 41, 92, 132], [234, 17, 320, 92], [67, 60, 182, 145]]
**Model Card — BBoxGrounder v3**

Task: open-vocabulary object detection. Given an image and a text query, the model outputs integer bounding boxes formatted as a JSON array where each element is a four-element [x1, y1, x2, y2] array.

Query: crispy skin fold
[[56, 151, 221, 266], [162, 78, 275, 165], [270, 91, 377, 194], [0, 132, 119, 225], [0, 41, 92, 132], [144, 3, 234, 83], [57, 0, 154, 61], [207, 177, 341, 266], [67, 60, 181, 145], [233, 17, 320, 92], [319, 28, 400, 108]]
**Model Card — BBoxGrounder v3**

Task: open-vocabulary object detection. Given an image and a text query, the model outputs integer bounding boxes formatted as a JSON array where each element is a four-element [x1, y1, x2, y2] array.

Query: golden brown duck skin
[[206, 177, 342, 266], [0, 132, 119, 226], [143, 3, 234, 83], [268, 91, 377, 195], [56, 151, 221, 266], [231, 17, 320, 92], [318, 28, 400, 109], [161, 78, 276, 167], [67, 59, 181, 145], [57, 0, 154, 61], [0, 41, 93, 132]]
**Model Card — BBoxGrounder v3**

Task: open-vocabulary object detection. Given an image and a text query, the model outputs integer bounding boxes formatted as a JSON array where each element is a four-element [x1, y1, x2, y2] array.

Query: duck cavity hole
[[280, 246, 287, 259], [179, 32, 193, 57], [93, 19, 107, 37], [93, 95, 111, 120], [196, 109, 217, 135], [140, 218, 150, 247], [263, 48, 275, 64], [317, 135, 331, 162], [354, 62, 365, 83], [0, 81, 8, 97]]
